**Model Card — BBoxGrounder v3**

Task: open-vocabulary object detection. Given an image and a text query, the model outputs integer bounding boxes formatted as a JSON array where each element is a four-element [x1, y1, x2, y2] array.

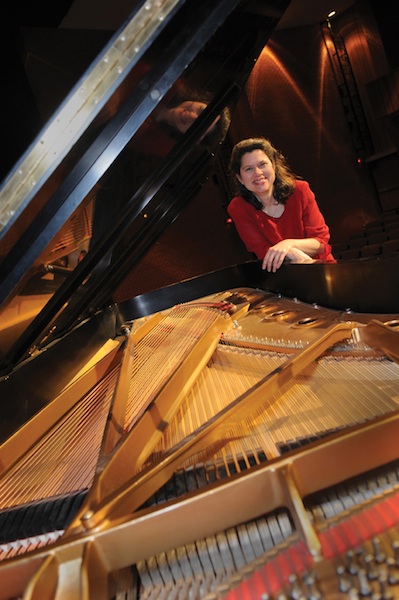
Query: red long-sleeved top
[[227, 179, 335, 262]]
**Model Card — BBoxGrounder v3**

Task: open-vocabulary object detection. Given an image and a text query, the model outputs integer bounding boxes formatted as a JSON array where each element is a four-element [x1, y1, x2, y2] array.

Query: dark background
[[1, 0, 399, 301]]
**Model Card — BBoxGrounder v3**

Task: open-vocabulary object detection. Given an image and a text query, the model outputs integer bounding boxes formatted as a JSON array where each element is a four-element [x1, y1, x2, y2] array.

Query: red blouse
[[227, 179, 335, 262]]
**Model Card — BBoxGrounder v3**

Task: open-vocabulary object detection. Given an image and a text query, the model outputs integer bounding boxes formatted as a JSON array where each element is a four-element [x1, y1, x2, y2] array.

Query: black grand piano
[[0, 1, 399, 598]]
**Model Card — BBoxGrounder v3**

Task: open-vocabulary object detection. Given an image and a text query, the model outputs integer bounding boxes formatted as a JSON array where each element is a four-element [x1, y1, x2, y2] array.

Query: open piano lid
[[0, 0, 291, 374]]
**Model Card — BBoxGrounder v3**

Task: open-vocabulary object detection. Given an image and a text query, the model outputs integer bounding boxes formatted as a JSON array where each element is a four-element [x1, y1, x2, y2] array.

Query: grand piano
[[0, 0, 399, 598]]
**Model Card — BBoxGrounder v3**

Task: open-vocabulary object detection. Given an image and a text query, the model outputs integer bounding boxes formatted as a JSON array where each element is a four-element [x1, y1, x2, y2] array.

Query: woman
[[228, 137, 335, 272]]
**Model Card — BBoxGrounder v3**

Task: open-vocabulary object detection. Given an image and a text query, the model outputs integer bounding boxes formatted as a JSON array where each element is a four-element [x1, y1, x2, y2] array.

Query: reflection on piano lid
[[0, 0, 290, 375]]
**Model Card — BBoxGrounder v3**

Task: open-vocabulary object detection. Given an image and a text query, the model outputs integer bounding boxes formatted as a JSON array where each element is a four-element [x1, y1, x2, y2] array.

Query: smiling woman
[[227, 137, 335, 273]]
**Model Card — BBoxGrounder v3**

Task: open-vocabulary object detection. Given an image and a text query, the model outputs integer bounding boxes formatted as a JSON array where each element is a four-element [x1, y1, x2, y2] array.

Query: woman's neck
[[254, 191, 275, 207]]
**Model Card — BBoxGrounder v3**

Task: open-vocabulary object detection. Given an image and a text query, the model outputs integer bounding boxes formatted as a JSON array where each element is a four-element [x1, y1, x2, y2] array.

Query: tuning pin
[[391, 540, 399, 567], [288, 574, 305, 600], [387, 557, 399, 586], [356, 568, 372, 597], [364, 553, 379, 581], [346, 549, 360, 575], [372, 537, 386, 564], [337, 564, 352, 593], [303, 573, 322, 600], [377, 569, 393, 600]]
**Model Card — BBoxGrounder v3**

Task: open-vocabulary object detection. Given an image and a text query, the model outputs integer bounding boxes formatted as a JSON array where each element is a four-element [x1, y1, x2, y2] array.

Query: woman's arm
[[262, 181, 332, 270], [262, 240, 318, 272], [228, 198, 271, 259]]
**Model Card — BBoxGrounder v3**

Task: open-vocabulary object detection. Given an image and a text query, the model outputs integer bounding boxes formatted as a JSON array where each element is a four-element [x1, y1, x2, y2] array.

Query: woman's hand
[[262, 241, 314, 272]]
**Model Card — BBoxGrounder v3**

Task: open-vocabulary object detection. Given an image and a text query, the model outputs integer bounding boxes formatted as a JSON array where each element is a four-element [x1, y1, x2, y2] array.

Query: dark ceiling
[[3, 0, 397, 182], [2, 0, 356, 32]]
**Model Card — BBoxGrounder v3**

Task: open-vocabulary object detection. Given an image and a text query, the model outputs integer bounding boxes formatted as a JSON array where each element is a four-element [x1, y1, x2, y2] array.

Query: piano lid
[[0, 0, 291, 374]]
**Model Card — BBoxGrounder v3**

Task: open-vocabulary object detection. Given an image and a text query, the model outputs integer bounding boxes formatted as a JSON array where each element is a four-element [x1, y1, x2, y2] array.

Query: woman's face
[[166, 101, 208, 133], [236, 149, 275, 195]]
